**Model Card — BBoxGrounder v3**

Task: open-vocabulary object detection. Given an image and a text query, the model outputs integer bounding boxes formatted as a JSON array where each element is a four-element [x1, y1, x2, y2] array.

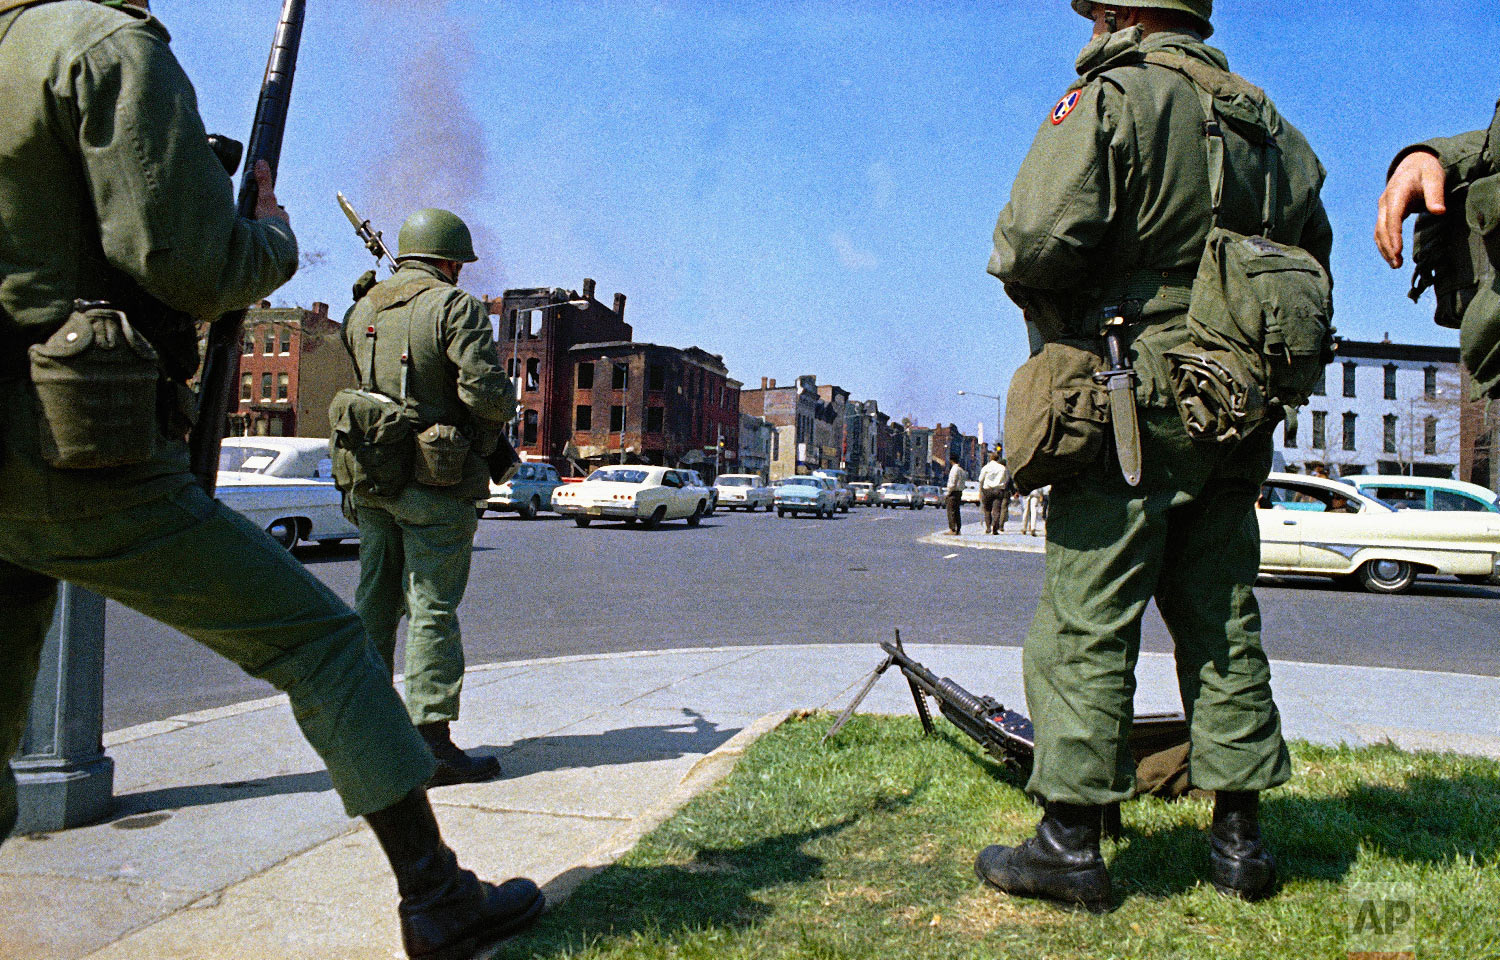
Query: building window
[[646, 407, 664, 434], [525, 357, 540, 391], [241, 373, 253, 401], [264, 328, 275, 355], [647, 363, 665, 391], [609, 405, 625, 432], [576, 361, 594, 390], [260, 372, 272, 400], [1424, 417, 1438, 455], [1342, 411, 1357, 451], [1424, 366, 1438, 399], [1342, 361, 1357, 398], [1383, 414, 1398, 454], [1384, 364, 1397, 400], [277, 372, 289, 401], [1284, 416, 1298, 448], [1312, 411, 1327, 449], [1312, 366, 1326, 396], [506, 357, 519, 380], [575, 405, 592, 431], [612, 363, 628, 390], [523, 409, 538, 445], [242, 335, 254, 356], [280, 327, 291, 354]]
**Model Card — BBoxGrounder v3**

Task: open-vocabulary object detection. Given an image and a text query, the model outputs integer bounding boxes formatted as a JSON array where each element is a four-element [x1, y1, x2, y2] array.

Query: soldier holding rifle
[[0, 1, 540, 955]]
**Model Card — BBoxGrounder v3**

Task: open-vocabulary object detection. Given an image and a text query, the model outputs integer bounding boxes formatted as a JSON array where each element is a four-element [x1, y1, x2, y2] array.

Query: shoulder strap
[[1142, 51, 1280, 236], [360, 275, 445, 401]]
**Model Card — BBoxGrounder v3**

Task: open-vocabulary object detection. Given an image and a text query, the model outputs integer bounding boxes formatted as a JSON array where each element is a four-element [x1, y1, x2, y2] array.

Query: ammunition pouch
[[412, 422, 470, 487], [1003, 339, 1109, 494], [328, 388, 417, 499], [29, 302, 163, 469]]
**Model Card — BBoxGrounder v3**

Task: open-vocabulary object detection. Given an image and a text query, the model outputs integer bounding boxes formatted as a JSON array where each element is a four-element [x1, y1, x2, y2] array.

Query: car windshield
[[219, 446, 281, 474], [783, 477, 820, 487], [587, 468, 649, 484], [717, 477, 753, 487]]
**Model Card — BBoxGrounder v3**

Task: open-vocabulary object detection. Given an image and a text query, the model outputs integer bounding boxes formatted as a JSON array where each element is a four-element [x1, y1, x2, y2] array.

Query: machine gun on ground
[[824, 632, 1195, 834]]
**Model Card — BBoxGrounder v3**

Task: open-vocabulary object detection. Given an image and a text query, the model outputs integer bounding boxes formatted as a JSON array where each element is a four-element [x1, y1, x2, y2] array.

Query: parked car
[[813, 471, 853, 512], [774, 476, 836, 518], [715, 474, 775, 511], [1256, 472, 1500, 593], [918, 485, 944, 507], [680, 469, 717, 516], [961, 480, 981, 504], [216, 437, 355, 549], [1343, 475, 1500, 514], [877, 482, 922, 509], [849, 481, 877, 506], [551, 465, 712, 529], [484, 460, 563, 519]]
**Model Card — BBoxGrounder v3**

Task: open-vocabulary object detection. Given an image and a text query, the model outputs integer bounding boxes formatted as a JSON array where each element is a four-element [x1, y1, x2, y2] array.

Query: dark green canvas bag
[[1004, 339, 1109, 494], [328, 388, 416, 498]]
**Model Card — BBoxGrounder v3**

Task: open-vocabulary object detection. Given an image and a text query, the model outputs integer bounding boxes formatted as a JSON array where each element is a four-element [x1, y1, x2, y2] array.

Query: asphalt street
[[102, 501, 1500, 731]]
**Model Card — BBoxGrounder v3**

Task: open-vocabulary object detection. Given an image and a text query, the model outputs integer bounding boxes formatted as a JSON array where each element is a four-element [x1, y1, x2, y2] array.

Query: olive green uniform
[[341, 261, 512, 726], [1389, 106, 1500, 398], [0, 0, 435, 837], [989, 27, 1332, 805]]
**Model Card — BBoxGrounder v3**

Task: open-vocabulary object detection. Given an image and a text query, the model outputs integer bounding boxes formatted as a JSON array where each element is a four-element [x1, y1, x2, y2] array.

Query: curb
[[918, 530, 1046, 554]]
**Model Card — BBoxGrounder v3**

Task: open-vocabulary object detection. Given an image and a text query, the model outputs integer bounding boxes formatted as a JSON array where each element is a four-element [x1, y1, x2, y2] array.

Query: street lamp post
[[506, 297, 589, 446], [956, 389, 1004, 457]]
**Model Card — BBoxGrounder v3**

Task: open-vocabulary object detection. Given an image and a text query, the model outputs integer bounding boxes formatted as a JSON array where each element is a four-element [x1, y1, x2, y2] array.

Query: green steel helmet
[[1070, 0, 1213, 37], [396, 208, 478, 263]]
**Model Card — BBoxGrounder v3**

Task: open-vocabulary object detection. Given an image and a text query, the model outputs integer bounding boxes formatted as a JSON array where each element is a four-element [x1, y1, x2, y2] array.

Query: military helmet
[[1070, 0, 1213, 37], [396, 208, 478, 263]]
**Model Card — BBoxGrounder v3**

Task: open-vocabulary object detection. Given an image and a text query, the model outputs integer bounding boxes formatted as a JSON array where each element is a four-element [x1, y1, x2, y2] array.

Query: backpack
[[1145, 52, 1336, 444], [327, 289, 425, 499]]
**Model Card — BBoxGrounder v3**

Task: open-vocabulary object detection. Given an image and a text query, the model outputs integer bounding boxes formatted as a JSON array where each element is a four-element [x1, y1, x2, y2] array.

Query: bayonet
[[1095, 307, 1143, 487], [338, 191, 399, 274]]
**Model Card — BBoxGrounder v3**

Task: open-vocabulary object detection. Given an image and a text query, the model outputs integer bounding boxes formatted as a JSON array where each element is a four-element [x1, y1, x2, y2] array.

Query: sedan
[[484, 461, 563, 520], [216, 436, 355, 548], [774, 476, 836, 518], [1256, 472, 1500, 593], [849, 481, 876, 506], [877, 482, 922, 510], [917, 485, 944, 507], [551, 466, 712, 529], [715, 474, 775, 511]]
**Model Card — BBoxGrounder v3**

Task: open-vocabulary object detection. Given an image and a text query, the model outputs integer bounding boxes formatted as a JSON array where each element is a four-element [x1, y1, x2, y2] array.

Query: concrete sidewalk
[[3, 643, 1498, 960]]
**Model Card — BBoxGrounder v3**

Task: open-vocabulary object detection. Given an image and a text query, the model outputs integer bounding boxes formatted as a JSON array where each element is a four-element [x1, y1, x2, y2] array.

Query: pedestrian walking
[[342, 208, 514, 788], [0, 3, 540, 955], [944, 460, 969, 535], [1020, 485, 1049, 537], [978, 0, 1331, 912], [978, 451, 1012, 534]]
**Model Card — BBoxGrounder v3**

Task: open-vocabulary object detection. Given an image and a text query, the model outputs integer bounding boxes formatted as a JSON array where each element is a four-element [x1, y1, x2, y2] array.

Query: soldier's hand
[[1376, 150, 1446, 269], [252, 160, 290, 225], [352, 269, 377, 302]]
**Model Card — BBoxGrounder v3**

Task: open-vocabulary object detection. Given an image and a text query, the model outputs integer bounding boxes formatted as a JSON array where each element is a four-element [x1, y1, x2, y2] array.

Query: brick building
[[565, 342, 740, 475], [225, 301, 354, 438], [488, 278, 631, 466]]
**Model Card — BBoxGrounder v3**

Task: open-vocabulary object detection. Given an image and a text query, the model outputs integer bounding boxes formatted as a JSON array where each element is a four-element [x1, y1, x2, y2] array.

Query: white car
[[715, 474, 775, 511], [551, 465, 713, 529], [1256, 472, 1500, 593], [877, 482, 922, 509], [216, 437, 356, 548], [1344, 475, 1500, 514], [849, 481, 876, 506], [773, 476, 837, 518], [961, 480, 981, 504]]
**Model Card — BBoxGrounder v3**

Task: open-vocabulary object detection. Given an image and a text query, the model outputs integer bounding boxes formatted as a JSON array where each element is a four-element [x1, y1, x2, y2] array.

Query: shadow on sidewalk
[[487, 708, 740, 779], [106, 769, 333, 821]]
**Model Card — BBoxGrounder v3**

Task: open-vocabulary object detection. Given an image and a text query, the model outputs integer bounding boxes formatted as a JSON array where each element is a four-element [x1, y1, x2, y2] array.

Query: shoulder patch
[[1050, 90, 1082, 126]]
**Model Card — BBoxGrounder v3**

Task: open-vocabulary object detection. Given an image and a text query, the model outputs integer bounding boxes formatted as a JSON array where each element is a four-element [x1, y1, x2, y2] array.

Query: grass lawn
[[495, 714, 1500, 960]]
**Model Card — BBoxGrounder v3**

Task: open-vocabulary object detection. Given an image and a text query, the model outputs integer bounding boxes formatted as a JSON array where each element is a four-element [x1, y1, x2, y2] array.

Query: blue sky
[[158, 0, 1500, 434]]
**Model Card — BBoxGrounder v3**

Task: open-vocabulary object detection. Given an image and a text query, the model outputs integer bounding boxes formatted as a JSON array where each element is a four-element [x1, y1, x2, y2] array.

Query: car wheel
[[841, 504, 849, 513], [642, 506, 667, 530], [574, 516, 593, 528], [777, 508, 785, 518], [475, 506, 486, 520], [518, 497, 538, 521], [1359, 558, 1416, 594], [687, 502, 705, 527], [266, 518, 299, 549]]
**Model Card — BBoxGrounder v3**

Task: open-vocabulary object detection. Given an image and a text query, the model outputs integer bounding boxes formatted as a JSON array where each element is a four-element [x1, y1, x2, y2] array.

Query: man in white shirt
[[978, 452, 1012, 535], [944, 460, 969, 535]]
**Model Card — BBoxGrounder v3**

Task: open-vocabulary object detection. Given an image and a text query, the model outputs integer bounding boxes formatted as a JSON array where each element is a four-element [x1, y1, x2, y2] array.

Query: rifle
[[337, 191, 400, 275], [188, 0, 307, 494]]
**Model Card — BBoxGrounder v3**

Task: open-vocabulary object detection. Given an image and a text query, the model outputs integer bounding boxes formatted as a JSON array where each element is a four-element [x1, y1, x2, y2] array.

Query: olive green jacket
[[341, 261, 513, 501], [989, 27, 1333, 406], [0, 0, 297, 518]]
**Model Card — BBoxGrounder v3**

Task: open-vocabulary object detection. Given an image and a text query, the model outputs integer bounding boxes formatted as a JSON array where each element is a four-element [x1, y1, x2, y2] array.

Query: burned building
[[223, 301, 354, 438]]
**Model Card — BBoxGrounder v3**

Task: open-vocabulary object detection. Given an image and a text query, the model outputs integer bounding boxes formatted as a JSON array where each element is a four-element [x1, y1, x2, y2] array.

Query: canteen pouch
[[1004, 339, 1109, 494], [412, 422, 470, 487], [29, 304, 161, 468], [1169, 228, 1333, 442], [328, 388, 416, 498]]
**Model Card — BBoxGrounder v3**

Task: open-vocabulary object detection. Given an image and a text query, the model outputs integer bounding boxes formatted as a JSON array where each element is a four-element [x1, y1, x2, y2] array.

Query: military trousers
[[353, 485, 478, 726], [0, 388, 436, 837], [1022, 408, 1291, 805]]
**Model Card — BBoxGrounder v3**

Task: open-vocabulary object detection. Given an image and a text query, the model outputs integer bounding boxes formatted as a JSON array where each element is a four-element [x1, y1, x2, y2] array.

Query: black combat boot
[[418, 721, 502, 787], [974, 801, 1112, 913], [366, 788, 544, 959], [1210, 790, 1277, 900]]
